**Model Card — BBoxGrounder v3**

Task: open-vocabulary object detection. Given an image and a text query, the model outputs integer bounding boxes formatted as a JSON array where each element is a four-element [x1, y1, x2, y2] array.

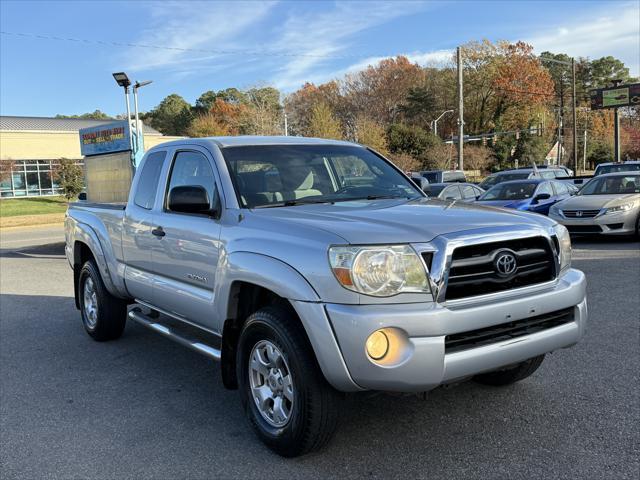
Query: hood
[[248, 198, 553, 244], [475, 199, 530, 210], [556, 193, 639, 210]]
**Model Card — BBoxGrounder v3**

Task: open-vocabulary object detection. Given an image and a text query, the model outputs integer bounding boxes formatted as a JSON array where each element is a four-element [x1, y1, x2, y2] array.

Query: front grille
[[445, 237, 555, 301], [562, 209, 600, 218], [445, 307, 574, 353], [566, 225, 602, 233]]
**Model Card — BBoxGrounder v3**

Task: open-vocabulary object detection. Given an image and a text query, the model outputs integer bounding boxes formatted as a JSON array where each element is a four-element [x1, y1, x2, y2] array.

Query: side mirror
[[78, 192, 87, 201], [533, 192, 551, 203], [168, 185, 212, 215]]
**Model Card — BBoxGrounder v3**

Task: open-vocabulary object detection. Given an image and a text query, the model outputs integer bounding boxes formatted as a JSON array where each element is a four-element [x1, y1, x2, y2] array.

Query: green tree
[[512, 131, 549, 165], [308, 102, 343, 140], [355, 116, 389, 154], [55, 110, 112, 119], [400, 86, 438, 128], [146, 94, 192, 136], [587, 56, 635, 89], [386, 123, 439, 159], [52, 158, 83, 200]]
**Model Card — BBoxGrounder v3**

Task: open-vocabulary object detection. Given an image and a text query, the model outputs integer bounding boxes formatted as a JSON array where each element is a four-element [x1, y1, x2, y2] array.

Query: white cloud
[[122, 1, 277, 72], [269, 1, 433, 89], [526, 2, 639, 76]]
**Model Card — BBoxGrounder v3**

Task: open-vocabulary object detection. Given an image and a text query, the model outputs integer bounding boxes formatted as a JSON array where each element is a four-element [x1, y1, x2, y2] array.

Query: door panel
[[121, 151, 167, 301], [150, 149, 222, 330]]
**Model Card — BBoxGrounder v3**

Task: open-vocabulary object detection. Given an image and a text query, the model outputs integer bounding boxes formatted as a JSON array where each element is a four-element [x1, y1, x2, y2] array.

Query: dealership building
[[0, 116, 177, 198]]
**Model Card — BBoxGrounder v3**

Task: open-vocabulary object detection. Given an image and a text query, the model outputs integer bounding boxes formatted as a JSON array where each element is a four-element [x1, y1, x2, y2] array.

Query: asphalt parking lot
[[1, 228, 639, 479]]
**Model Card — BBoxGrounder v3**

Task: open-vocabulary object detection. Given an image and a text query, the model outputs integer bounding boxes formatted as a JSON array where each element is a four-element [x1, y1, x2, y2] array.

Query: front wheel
[[237, 305, 340, 457], [474, 355, 545, 386], [78, 261, 127, 341]]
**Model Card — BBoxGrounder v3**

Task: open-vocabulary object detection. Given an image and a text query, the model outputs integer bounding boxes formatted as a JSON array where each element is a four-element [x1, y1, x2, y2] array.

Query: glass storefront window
[[0, 159, 82, 197]]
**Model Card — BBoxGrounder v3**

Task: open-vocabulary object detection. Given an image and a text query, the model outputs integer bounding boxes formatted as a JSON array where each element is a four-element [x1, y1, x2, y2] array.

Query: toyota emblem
[[494, 251, 517, 277]]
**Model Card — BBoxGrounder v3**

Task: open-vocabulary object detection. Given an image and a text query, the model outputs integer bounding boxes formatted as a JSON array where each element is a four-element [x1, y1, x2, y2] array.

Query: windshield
[[479, 182, 537, 201], [594, 164, 640, 176], [421, 172, 439, 183], [222, 145, 422, 208], [579, 175, 640, 195], [426, 185, 446, 196], [479, 172, 529, 189]]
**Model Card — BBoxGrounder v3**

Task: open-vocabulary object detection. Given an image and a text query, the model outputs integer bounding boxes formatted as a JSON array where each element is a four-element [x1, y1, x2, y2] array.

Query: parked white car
[[549, 172, 640, 236]]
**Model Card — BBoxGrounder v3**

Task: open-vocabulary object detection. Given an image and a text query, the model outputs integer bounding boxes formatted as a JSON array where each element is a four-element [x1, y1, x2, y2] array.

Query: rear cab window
[[134, 151, 167, 209]]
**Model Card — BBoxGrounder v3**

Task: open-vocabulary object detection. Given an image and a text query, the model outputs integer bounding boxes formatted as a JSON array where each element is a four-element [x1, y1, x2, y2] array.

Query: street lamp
[[432, 109, 454, 138], [112, 72, 134, 155], [133, 80, 153, 152]]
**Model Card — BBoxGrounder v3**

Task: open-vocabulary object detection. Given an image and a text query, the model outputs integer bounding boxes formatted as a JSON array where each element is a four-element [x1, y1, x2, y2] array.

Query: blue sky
[[1, 0, 638, 117]]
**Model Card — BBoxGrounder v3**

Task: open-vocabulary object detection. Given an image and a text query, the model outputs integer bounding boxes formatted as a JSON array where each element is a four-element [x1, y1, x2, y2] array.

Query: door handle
[[151, 227, 165, 237]]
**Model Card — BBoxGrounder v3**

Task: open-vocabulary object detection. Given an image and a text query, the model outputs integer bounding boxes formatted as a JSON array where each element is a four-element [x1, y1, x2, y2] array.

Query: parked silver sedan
[[549, 172, 640, 236]]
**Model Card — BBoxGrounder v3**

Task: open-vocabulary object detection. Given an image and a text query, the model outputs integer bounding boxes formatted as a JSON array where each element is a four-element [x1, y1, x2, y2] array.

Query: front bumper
[[319, 268, 586, 392], [549, 209, 637, 235]]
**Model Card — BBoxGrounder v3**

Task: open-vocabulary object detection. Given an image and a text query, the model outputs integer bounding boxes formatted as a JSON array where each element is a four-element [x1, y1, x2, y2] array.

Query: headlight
[[604, 203, 633, 214], [554, 224, 571, 273], [329, 245, 430, 297]]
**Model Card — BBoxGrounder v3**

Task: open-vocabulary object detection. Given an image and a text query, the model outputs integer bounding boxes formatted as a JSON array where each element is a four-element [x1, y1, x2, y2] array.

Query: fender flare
[[71, 221, 128, 302], [215, 252, 360, 392]]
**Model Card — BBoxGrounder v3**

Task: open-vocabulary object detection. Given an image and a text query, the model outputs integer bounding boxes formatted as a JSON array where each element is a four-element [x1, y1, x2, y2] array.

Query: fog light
[[366, 330, 389, 360]]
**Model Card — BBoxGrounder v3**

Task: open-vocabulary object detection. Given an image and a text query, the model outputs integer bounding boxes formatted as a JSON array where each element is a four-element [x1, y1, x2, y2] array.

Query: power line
[[0, 30, 406, 60]]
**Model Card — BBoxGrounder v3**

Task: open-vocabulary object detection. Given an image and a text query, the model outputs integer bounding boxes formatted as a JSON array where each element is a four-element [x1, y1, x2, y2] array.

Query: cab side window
[[166, 151, 218, 212], [134, 151, 166, 209], [553, 181, 568, 195], [536, 182, 553, 196], [443, 185, 462, 200]]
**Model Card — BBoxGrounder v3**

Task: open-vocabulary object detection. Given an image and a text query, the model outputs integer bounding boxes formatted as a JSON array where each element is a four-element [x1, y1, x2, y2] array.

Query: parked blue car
[[475, 179, 574, 215]]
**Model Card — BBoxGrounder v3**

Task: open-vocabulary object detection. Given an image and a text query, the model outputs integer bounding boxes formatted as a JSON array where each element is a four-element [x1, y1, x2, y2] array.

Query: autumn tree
[[0, 159, 16, 183], [245, 86, 282, 135], [307, 102, 343, 140], [343, 56, 424, 126], [463, 145, 494, 174], [285, 81, 345, 136], [52, 158, 83, 200], [388, 153, 421, 173], [355, 116, 389, 154], [188, 113, 231, 137], [423, 143, 455, 170]]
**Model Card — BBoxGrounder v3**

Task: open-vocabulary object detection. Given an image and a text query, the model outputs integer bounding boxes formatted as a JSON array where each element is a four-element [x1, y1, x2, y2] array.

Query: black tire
[[474, 355, 545, 386], [635, 215, 640, 238], [237, 305, 340, 457], [78, 260, 127, 341]]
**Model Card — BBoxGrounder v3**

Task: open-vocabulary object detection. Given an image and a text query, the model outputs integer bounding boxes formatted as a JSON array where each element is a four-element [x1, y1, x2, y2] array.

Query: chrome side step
[[128, 308, 221, 361]]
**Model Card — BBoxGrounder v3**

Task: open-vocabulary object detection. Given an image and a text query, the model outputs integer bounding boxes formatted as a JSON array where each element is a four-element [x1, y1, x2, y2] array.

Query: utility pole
[[609, 79, 623, 162], [284, 111, 288, 136], [571, 58, 578, 174], [556, 108, 562, 166], [583, 128, 587, 173], [457, 46, 464, 170]]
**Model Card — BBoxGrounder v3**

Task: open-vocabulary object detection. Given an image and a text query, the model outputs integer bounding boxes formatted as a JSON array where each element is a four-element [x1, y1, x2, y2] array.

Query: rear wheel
[[474, 355, 545, 386], [78, 261, 127, 341], [237, 305, 340, 457]]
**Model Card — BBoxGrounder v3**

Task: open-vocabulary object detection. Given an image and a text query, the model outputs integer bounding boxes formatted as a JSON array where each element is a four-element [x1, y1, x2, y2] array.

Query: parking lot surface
[[1, 229, 639, 479]]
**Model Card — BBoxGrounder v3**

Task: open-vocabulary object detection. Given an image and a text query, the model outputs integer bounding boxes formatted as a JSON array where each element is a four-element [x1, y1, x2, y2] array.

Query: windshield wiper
[[334, 195, 415, 202], [253, 199, 334, 209]]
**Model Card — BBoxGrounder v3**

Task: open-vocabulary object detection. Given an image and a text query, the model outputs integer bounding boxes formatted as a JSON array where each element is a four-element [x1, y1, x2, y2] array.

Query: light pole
[[432, 109, 454, 138], [133, 80, 153, 153], [112, 72, 133, 158]]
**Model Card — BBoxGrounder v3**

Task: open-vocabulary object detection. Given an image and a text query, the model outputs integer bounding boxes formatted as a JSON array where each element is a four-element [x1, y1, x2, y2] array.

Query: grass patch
[[0, 196, 68, 217]]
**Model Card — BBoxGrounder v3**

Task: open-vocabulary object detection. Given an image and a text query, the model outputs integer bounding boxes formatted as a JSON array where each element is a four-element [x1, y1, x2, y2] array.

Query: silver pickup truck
[[65, 137, 587, 457]]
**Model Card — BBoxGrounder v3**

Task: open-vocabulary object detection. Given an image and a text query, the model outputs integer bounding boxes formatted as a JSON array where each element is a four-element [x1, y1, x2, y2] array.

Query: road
[[1, 229, 639, 479], [0, 224, 64, 251]]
